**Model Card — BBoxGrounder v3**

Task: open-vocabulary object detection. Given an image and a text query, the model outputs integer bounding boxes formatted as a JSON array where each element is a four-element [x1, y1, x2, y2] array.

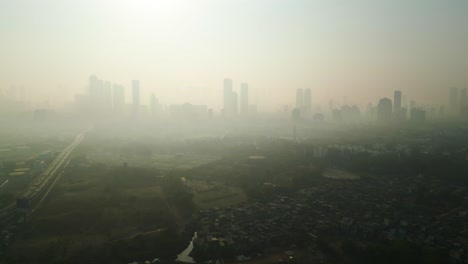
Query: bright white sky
[[1, 0, 468, 111]]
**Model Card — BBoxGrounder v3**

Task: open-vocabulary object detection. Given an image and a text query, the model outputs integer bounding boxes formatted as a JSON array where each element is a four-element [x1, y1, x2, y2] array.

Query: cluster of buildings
[[192, 175, 467, 263], [291, 87, 468, 124], [75, 76, 146, 119], [222, 78, 255, 118], [376, 90, 426, 124], [3, 76, 467, 124], [371, 87, 468, 124], [75, 75, 218, 121]]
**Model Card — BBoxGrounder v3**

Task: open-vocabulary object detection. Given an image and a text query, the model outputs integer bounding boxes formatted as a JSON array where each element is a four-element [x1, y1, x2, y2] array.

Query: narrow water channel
[[176, 232, 198, 263]]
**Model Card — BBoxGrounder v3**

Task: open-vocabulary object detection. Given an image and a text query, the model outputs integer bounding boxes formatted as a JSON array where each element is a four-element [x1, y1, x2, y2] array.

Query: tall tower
[[393, 90, 402, 113], [304, 88, 311, 112], [296, 88, 304, 109], [89, 75, 104, 112], [104, 81, 112, 110], [240, 83, 248, 115]]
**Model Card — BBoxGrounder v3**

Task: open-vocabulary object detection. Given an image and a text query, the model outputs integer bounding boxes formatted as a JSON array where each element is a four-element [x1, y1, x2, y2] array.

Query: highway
[[0, 128, 89, 227]]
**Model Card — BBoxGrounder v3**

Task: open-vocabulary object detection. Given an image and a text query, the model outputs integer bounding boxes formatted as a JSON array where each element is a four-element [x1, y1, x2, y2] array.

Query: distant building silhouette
[[292, 108, 301, 123], [377, 98, 392, 122], [410, 108, 426, 123], [170, 103, 208, 120], [393, 90, 401, 112], [393, 90, 406, 121], [89, 75, 104, 113], [304, 88, 311, 113], [223, 78, 238, 117], [296, 88, 304, 109], [240, 83, 248, 115], [104, 81, 112, 110]]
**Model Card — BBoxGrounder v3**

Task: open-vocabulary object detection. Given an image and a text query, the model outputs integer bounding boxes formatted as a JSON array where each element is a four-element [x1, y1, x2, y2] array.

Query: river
[[130, 232, 198, 264], [176, 232, 198, 263]]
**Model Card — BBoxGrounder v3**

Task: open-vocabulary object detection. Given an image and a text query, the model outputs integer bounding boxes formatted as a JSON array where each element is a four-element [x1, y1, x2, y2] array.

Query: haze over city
[[1, 1, 468, 264], [2, 0, 468, 110]]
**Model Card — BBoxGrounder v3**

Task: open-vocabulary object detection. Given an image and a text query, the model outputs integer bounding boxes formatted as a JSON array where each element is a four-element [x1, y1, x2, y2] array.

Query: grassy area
[[191, 179, 247, 209], [7, 165, 190, 264], [86, 152, 220, 171], [323, 169, 360, 180]]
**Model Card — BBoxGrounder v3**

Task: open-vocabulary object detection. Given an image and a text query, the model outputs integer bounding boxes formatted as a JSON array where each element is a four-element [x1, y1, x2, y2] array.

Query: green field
[[7, 165, 190, 264], [323, 169, 360, 180], [190, 180, 247, 209]]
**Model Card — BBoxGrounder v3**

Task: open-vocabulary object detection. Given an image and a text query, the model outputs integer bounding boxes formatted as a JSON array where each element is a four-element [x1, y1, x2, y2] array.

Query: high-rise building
[[112, 84, 125, 114], [104, 81, 112, 110], [393, 90, 401, 112], [449, 87, 458, 113], [89, 75, 105, 113], [304, 88, 311, 112], [377, 98, 392, 122], [296, 88, 304, 109], [240, 83, 248, 114]]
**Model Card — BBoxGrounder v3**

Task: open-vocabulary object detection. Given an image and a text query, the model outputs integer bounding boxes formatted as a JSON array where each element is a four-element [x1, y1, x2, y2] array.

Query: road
[[27, 129, 88, 214], [0, 128, 89, 226]]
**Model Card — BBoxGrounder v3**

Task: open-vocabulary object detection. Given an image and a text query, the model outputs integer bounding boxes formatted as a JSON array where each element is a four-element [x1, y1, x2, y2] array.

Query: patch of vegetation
[[7, 164, 194, 264]]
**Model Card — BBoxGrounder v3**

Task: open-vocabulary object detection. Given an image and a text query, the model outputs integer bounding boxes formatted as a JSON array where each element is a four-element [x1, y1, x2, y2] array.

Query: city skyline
[[2, 1, 468, 110]]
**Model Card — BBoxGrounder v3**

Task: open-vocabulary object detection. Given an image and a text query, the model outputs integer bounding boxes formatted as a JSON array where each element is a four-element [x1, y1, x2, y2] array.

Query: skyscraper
[[377, 98, 392, 122], [449, 87, 458, 113], [240, 83, 248, 115], [393, 90, 401, 112], [104, 81, 112, 110], [89, 75, 104, 113], [304, 88, 311, 112], [296, 88, 303, 109]]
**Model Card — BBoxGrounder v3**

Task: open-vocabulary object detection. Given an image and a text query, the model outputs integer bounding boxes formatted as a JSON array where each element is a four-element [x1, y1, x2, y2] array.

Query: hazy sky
[[1, 0, 467, 111]]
